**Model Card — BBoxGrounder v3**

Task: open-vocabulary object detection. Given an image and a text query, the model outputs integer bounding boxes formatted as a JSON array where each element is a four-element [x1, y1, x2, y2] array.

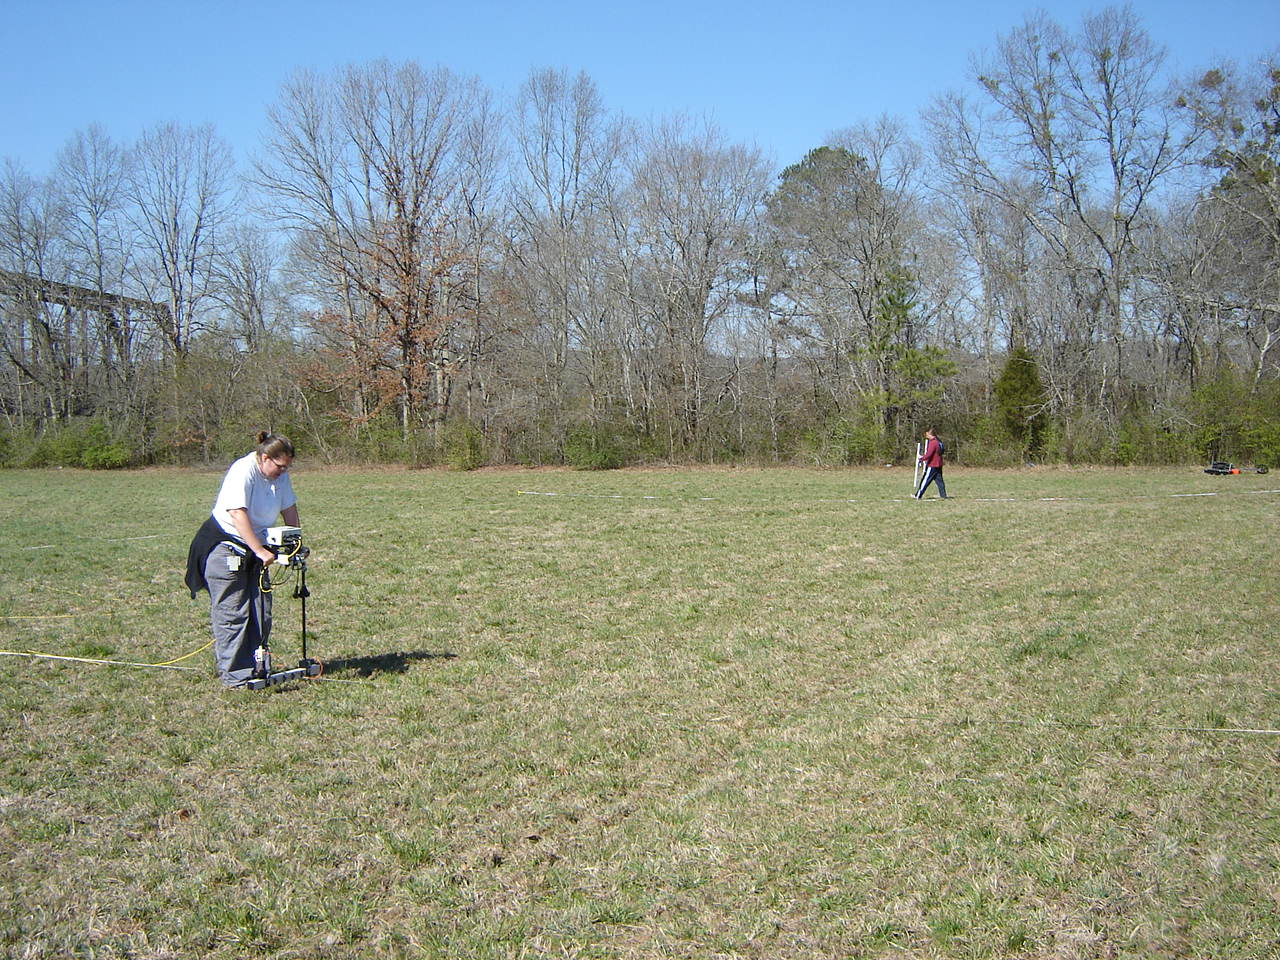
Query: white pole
[[913, 441, 921, 494]]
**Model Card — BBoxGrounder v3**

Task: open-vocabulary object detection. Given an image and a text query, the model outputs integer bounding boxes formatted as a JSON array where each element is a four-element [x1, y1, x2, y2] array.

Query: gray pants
[[204, 542, 272, 686]]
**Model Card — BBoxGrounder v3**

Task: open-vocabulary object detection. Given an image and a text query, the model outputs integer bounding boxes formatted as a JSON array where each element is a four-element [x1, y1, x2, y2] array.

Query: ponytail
[[255, 431, 295, 460]]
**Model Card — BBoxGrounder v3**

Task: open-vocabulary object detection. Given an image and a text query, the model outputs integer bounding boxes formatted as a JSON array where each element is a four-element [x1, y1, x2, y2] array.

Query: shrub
[[957, 414, 1025, 466], [15, 418, 136, 469], [564, 425, 625, 470], [1160, 373, 1278, 466], [443, 421, 487, 471], [344, 418, 417, 465], [1244, 420, 1280, 468], [79, 419, 134, 468], [796, 416, 887, 466], [0, 427, 25, 466], [81, 439, 133, 469]]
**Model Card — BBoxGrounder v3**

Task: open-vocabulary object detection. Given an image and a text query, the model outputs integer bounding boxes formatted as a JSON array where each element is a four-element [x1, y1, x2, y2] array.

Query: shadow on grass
[[322, 649, 457, 678]]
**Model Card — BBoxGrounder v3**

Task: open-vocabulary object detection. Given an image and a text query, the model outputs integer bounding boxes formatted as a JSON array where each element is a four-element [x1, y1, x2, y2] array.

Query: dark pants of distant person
[[916, 466, 947, 499]]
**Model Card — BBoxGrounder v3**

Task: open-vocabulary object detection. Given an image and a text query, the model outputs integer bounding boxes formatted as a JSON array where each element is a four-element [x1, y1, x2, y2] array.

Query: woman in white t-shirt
[[193, 431, 300, 687]]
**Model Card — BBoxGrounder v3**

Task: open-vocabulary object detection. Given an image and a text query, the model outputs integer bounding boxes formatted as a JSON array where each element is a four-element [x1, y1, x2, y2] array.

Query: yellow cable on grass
[[0, 638, 213, 671], [148, 639, 214, 665]]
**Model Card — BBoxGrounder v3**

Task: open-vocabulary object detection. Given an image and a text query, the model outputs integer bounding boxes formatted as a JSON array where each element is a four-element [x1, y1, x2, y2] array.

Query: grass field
[[1, 465, 1277, 959]]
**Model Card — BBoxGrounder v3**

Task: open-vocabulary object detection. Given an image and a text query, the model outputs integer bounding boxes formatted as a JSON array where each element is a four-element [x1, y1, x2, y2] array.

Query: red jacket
[[919, 437, 944, 468]]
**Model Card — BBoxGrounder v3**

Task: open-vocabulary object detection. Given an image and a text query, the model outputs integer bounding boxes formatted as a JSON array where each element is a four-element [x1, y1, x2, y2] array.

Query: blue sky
[[3, 0, 1277, 176]]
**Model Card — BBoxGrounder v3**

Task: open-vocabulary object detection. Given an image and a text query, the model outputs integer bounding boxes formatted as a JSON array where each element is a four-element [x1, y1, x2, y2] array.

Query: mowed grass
[[1, 465, 1277, 959]]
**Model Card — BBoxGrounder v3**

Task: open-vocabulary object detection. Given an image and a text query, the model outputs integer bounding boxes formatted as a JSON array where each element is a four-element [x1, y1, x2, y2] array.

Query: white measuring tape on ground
[[518, 487, 1280, 506], [860, 711, 1280, 737], [22, 533, 165, 550], [518, 490, 720, 501]]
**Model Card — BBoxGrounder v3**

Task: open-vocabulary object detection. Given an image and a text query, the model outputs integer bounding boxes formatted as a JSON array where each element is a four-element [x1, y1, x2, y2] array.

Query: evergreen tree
[[994, 345, 1046, 456]]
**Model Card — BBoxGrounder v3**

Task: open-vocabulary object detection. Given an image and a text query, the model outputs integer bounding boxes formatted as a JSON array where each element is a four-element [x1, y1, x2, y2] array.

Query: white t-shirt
[[211, 451, 297, 541]]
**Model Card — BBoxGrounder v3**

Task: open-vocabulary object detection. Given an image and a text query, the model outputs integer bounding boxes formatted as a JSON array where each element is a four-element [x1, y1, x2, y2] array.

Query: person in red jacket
[[915, 428, 948, 499]]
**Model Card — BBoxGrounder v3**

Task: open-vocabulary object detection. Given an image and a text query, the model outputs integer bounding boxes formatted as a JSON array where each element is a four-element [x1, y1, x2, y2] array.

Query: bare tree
[[623, 116, 770, 455], [927, 7, 1192, 431], [0, 162, 79, 423], [1176, 52, 1280, 390], [55, 126, 142, 414], [507, 68, 627, 445], [259, 61, 484, 446], [127, 122, 234, 367], [452, 83, 505, 429], [212, 221, 278, 351]]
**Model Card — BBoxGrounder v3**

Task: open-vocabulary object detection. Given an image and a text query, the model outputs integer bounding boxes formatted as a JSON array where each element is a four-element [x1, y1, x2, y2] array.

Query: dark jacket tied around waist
[[185, 515, 250, 598]]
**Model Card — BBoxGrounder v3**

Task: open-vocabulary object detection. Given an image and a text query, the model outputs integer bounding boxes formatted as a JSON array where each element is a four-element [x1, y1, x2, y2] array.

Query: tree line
[[1, 7, 1277, 469]]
